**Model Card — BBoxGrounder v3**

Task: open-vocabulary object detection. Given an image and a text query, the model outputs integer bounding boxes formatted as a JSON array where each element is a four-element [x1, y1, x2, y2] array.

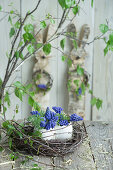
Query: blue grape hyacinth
[[52, 106, 63, 114], [30, 110, 40, 116], [59, 120, 69, 126], [78, 87, 82, 95], [37, 84, 47, 89], [45, 107, 51, 120], [70, 113, 83, 121], [41, 107, 59, 130], [40, 121, 46, 128]]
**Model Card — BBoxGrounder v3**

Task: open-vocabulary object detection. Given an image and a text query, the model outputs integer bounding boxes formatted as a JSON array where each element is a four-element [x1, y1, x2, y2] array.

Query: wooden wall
[[0, 0, 113, 121]]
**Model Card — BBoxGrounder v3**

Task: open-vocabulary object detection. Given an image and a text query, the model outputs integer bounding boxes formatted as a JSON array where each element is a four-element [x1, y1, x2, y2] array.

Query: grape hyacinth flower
[[45, 120, 56, 130], [40, 121, 46, 128], [59, 120, 69, 126], [78, 87, 82, 95], [30, 110, 40, 116], [42, 107, 59, 130], [45, 107, 51, 120], [52, 106, 63, 114], [37, 84, 47, 89], [70, 113, 83, 121]]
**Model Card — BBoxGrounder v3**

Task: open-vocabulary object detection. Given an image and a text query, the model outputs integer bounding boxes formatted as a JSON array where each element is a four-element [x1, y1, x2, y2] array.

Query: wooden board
[[0, 121, 113, 169], [0, 0, 22, 120], [92, 0, 113, 121], [85, 121, 113, 170], [21, 0, 58, 118]]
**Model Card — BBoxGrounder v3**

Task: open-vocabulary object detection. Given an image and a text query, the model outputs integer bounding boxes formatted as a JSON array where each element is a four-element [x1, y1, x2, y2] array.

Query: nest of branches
[[9, 122, 84, 157]]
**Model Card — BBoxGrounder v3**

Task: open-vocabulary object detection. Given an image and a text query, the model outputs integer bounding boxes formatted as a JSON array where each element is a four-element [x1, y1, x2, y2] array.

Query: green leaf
[[24, 24, 34, 33], [9, 138, 12, 149], [72, 5, 80, 16], [27, 45, 35, 54], [10, 10, 14, 14], [73, 40, 77, 49], [81, 82, 86, 95], [67, 58, 72, 67], [14, 51, 20, 59], [104, 46, 108, 56], [99, 24, 108, 34], [43, 43, 51, 55], [2, 121, 10, 128], [109, 33, 113, 46], [29, 91, 35, 97], [25, 83, 32, 90], [24, 140, 28, 144], [62, 55, 67, 61], [3, 106, 7, 115], [50, 18, 55, 24], [23, 32, 34, 43], [15, 21, 20, 29], [14, 88, 23, 101], [96, 99, 103, 110], [60, 38, 65, 50], [91, 97, 97, 106], [0, 77, 2, 88], [58, 0, 66, 9], [16, 131, 23, 138], [4, 91, 10, 107], [14, 81, 23, 88], [40, 21, 46, 29], [8, 124, 15, 130], [0, 5, 2, 11], [0, 146, 3, 152], [28, 96, 34, 107], [18, 41, 23, 47], [36, 43, 43, 49], [91, 0, 93, 7], [74, 79, 79, 87], [65, 0, 75, 7], [30, 168, 41, 170], [8, 15, 12, 25], [9, 27, 15, 38], [58, 0, 75, 9], [89, 89, 93, 94], [77, 65, 84, 76], [16, 104, 19, 113]]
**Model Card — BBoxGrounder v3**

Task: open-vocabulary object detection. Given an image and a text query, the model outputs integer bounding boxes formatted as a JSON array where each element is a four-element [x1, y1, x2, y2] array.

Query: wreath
[[32, 70, 53, 93]]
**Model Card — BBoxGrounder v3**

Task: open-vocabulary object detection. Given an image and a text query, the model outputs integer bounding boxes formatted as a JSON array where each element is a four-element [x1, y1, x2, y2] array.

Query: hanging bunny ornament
[[67, 24, 90, 119], [33, 24, 55, 110]]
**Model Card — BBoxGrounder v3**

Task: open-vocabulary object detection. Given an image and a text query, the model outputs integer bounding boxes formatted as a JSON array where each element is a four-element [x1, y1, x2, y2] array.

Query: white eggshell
[[54, 125, 73, 140], [41, 129, 55, 140]]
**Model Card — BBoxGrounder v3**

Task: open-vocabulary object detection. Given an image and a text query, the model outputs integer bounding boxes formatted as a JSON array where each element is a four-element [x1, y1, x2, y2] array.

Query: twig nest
[[54, 124, 73, 140]]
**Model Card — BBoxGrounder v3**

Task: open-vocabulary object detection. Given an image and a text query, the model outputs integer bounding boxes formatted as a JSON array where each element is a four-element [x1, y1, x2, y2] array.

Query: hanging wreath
[[32, 69, 53, 93]]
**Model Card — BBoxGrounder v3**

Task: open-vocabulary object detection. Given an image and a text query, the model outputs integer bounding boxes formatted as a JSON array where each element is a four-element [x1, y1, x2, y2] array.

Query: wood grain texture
[[21, 0, 58, 118], [85, 121, 113, 170], [1, 121, 113, 169], [73, 0, 94, 120], [92, 0, 113, 121], [0, 0, 22, 120]]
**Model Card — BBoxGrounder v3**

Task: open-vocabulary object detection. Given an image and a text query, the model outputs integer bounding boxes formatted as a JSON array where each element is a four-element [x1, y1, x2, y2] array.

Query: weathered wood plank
[[14, 156, 54, 170], [73, 0, 94, 120], [21, 0, 58, 118], [85, 121, 113, 170], [53, 123, 96, 170], [0, 0, 22, 120], [92, 0, 113, 121]]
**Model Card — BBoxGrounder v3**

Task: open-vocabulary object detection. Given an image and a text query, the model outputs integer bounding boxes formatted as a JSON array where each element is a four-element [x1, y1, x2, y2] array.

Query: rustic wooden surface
[[0, 0, 113, 120], [1, 0, 110, 121], [0, 121, 113, 169]]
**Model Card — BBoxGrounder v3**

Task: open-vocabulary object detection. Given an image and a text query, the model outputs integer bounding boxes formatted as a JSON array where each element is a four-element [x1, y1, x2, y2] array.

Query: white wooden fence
[[0, 0, 113, 121]]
